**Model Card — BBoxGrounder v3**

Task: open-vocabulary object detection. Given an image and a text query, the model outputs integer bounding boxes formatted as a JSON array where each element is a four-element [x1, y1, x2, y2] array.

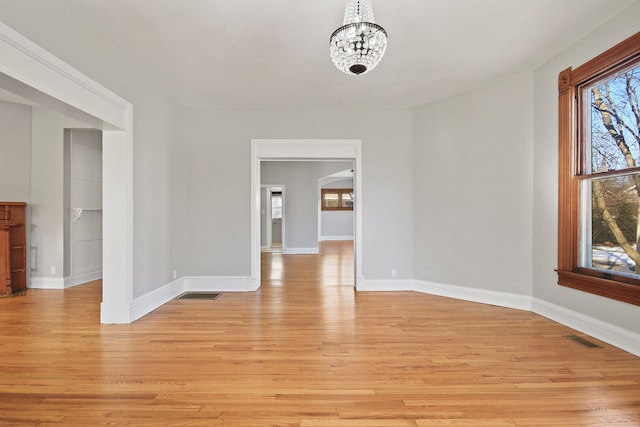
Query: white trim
[[320, 235, 354, 241], [29, 277, 65, 290], [357, 279, 532, 311], [282, 247, 319, 255], [64, 271, 103, 289], [532, 298, 640, 357], [0, 22, 129, 127], [263, 185, 272, 248], [130, 278, 184, 322], [0, 21, 134, 324], [251, 139, 363, 290], [413, 280, 532, 311], [129, 276, 255, 322]]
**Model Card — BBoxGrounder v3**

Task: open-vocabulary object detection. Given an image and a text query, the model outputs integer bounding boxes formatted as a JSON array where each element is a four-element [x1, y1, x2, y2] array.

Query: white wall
[[0, 100, 31, 202], [532, 2, 640, 333], [413, 71, 534, 297], [179, 107, 414, 280]]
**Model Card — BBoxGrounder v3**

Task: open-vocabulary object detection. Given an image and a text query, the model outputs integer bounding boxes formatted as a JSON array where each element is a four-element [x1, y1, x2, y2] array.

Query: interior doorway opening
[[261, 185, 285, 253], [250, 139, 363, 291], [270, 189, 283, 248], [1, 22, 134, 323], [64, 128, 104, 288]]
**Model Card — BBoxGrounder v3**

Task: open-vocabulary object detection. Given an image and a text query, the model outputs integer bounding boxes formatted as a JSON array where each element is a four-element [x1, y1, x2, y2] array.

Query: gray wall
[[0, 101, 31, 202], [179, 107, 414, 280], [413, 71, 534, 297], [532, 2, 640, 332], [321, 177, 354, 239]]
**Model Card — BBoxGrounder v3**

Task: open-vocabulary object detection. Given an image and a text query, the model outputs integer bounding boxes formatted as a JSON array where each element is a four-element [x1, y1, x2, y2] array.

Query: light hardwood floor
[[1, 241, 639, 426]]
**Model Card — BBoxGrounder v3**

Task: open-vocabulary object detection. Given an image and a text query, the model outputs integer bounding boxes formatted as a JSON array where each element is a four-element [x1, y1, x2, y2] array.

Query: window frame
[[557, 32, 640, 306], [321, 188, 354, 211], [271, 191, 283, 220]]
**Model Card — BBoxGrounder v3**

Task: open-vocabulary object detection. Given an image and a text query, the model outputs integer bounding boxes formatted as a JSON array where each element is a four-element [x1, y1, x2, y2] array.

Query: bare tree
[[591, 68, 640, 268]]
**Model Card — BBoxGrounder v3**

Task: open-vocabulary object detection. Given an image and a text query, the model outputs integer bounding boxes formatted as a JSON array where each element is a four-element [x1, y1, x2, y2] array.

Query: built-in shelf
[[71, 208, 102, 223]]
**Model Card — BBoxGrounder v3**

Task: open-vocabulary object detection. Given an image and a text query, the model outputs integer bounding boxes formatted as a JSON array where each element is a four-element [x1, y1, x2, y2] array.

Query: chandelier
[[329, 0, 388, 75]]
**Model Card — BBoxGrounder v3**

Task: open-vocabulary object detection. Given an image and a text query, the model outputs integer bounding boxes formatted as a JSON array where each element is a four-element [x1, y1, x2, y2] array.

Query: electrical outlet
[[173, 270, 177, 280], [391, 269, 397, 278], [50, 265, 56, 275]]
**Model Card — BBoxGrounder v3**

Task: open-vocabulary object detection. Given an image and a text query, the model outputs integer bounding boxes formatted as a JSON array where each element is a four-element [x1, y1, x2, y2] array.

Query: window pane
[[272, 195, 282, 219], [587, 64, 640, 174], [341, 192, 353, 208], [324, 193, 339, 208], [585, 174, 640, 275]]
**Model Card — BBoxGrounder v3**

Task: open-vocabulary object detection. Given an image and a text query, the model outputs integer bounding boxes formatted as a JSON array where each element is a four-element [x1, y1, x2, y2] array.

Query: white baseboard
[[129, 276, 255, 322], [358, 279, 531, 311], [64, 271, 102, 288], [29, 277, 66, 289], [30, 272, 102, 290], [130, 278, 184, 322], [320, 235, 354, 241], [282, 247, 319, 255], [360, 278, 639, 357], [413, 279, 532, 311], [532, 298, 640, 357]]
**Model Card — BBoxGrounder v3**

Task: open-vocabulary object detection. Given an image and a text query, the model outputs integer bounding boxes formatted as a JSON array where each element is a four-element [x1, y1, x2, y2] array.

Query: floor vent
[[564, 334, 602, 348], [177, 292, 220, 300]]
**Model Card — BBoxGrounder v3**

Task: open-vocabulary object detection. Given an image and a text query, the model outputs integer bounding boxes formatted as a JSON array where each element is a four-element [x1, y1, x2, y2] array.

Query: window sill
[[557, 269, 640, 306]]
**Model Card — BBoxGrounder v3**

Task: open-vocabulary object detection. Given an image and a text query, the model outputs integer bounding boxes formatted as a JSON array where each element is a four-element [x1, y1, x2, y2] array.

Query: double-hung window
[[557, 32, 640, 305]]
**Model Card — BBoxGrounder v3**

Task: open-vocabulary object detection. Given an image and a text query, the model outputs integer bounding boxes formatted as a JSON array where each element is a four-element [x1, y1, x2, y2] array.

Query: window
[[271, 192, 282, 220], [321, 188, 354, 211], [557, 32, 640, 306]]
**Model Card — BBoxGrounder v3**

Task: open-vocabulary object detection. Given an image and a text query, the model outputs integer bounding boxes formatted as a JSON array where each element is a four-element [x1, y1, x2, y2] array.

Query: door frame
[[261, 184, 285, 250], [250, 139, 363, 290]]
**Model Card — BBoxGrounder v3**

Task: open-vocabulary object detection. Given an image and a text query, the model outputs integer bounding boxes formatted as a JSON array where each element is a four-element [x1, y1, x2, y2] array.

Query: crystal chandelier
[[329, 0, 388, 75]]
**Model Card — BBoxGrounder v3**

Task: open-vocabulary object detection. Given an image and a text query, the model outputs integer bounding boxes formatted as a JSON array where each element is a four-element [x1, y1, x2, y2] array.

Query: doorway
[[64, 129, 103, 288], [1, 24, 134, 323], [270, 188, 283, 248], [261, 185, 285, 252], [250, 139, 363, 291]]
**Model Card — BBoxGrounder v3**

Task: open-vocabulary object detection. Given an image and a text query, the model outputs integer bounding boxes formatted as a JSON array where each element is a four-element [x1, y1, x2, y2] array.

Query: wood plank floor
[[1, 241, 639, 426]]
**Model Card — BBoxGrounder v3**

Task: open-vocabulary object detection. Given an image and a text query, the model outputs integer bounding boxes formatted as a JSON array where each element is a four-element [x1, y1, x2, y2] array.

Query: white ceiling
[[0, 0, 636, 109]]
